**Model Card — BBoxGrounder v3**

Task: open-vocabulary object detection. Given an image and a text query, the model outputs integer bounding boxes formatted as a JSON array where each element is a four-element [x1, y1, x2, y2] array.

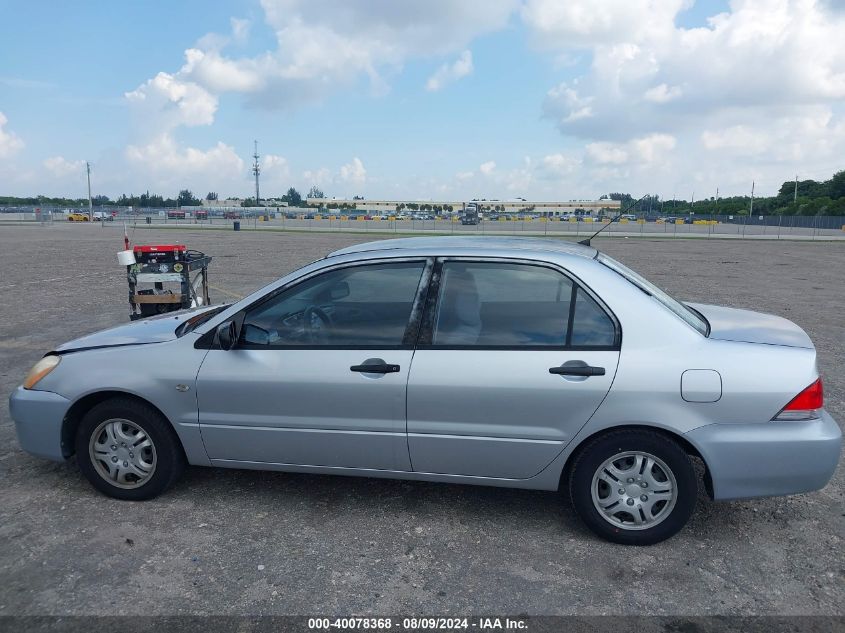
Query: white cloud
[[259, 153, 292, 194], [701, 125, 771, 155], [263, 153, 290, 178], [455, 170, 474, 180], [117, 1, 518, 198], [0, 111, 24, 158], [643, 83, 682, 103], [132, 1, 517, 116], [538, 0, 845, 142], [43, 156, 85, 178], [340, 157, 367, 184], [502, 157, 533, 192], [585, 142, 629, 165], [528, 0, 845, 195], [230, 17, 251, 43], [479, 160, 496, 175], [124, 133, 245, 192], [544, 83, 593, 122], [631, 133, 677, 162], [586, 133, 676, 165], [700, 108, 845, 163], [426, 50, 473, 91], [125, 72, 218, 129], [181, 49, 265, 94], [303, 167, 332, 186], [522, 0, 687, 51], [540, 153, 580, 178]]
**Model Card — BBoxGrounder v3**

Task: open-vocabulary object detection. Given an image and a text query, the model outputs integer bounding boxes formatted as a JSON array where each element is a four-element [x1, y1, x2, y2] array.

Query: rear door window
[[429, 261, 617, 348]]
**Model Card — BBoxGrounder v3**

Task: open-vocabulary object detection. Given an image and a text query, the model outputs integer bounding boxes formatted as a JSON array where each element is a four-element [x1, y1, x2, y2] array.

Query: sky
[[1, 0, 844, 202]]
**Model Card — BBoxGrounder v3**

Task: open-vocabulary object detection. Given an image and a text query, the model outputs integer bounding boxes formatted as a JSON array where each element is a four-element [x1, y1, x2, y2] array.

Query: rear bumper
[[8, 386, 71, 461], [686, 410, 842, 500]]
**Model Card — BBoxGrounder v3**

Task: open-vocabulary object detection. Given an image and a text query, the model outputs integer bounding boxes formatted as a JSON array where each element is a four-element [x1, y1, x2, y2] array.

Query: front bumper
[[686, 410, 842, 500], [8, 386, 71, 461]]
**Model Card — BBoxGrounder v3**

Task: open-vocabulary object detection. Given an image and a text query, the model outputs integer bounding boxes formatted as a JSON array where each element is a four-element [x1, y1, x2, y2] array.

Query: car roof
[[327, 236, 597, 260]]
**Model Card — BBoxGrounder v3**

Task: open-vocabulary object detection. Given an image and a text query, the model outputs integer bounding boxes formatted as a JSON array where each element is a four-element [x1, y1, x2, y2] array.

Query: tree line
[[601, 170, 845, 216], [0, 186, 320, 209], [3, 171, 845, 216]]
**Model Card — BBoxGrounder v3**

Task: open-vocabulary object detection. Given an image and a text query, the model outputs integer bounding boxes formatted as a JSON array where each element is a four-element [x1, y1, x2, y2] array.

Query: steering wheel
[[303, 306, 333, 343]]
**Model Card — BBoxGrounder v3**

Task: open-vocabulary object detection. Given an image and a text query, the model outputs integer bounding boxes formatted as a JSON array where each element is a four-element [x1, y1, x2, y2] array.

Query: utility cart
[[126, 244, 212, 320]]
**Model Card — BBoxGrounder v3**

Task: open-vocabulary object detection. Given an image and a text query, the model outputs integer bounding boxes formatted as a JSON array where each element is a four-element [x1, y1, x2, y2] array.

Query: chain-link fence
[[2, 206, 844, 239]]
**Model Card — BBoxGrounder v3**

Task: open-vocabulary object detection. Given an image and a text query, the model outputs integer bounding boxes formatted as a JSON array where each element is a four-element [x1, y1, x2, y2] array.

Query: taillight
[[773, 378, 823, 421]]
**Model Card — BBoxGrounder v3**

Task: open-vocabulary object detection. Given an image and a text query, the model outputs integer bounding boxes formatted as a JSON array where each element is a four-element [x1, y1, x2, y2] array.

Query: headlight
[[23, 355, 61, 390]]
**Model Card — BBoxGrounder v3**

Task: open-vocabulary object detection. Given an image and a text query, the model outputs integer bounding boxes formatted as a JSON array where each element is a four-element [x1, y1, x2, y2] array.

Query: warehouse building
[[305, 198, 621, 216]]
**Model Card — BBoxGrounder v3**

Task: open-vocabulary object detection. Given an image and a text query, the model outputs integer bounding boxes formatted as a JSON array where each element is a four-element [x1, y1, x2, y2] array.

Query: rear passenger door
[[406, 258, 620, 479]]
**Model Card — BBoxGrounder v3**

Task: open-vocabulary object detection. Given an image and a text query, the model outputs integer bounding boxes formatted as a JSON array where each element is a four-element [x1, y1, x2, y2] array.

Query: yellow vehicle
[[67, 213, 90, 222]]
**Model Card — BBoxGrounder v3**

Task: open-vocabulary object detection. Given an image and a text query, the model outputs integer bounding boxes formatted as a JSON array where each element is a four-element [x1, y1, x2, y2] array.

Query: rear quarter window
[[570, 288, 616, 346]]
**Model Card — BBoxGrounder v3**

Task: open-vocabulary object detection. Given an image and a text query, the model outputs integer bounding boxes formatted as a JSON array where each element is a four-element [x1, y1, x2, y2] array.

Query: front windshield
[[597, 254, 709, 336]]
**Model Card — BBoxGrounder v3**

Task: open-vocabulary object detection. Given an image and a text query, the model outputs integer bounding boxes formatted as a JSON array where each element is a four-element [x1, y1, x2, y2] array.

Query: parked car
[[92, 211, 114, 222], [10, 237, 840, 545], [67, 213, 89, 222]]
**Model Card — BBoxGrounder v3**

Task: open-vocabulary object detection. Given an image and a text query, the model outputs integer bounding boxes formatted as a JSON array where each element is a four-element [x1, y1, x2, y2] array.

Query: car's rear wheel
[[569, 429, 697, 545], [75, 398, 185, 500]]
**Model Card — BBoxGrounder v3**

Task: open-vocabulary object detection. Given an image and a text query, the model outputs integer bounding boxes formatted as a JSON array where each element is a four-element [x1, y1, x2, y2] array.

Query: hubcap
[[88, 419, 156, 489], [590, 451, 677, 531]]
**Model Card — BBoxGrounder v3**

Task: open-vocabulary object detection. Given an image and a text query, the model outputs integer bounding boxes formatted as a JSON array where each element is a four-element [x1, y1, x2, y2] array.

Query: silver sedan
[[10, 237, 841, 545]]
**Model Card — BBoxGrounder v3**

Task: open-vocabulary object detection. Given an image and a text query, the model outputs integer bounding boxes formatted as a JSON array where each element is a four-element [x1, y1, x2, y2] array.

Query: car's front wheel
[[569, 429, 697, 545], [75, 397, 185, 500]]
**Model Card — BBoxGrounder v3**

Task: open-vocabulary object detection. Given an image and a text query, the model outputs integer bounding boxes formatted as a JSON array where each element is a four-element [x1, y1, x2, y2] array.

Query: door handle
[[549, 365, 605, 377], [350, 363, 400, 373]]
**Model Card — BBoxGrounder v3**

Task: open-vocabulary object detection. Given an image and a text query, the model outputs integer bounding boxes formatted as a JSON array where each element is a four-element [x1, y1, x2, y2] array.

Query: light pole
[[86, 161, 93, 221]]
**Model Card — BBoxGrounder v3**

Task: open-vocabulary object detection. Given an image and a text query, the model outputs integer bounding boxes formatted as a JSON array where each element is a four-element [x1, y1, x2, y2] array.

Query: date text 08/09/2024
[[308, 617, 528, 630]]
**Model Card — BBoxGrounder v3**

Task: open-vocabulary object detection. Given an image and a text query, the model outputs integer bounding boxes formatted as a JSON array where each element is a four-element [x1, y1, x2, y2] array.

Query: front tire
[[569, 429, 697, 545], [75, 397, 185, 500]]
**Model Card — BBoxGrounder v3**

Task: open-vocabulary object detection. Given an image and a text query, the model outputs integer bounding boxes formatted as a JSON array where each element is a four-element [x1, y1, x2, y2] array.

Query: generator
[[124, 244, 212, 320]]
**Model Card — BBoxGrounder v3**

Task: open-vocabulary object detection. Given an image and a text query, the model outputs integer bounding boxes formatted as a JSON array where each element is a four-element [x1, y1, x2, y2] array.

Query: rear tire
[[569, 429, 697, 545], [75, 397, 185, 500]]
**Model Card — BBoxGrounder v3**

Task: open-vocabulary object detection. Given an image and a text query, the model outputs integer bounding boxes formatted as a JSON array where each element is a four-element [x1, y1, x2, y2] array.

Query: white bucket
[[117, 250, 136, 266]]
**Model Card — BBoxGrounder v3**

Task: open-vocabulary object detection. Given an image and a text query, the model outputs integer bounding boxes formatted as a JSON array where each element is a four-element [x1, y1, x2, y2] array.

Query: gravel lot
[[0, 223, 842, 616]]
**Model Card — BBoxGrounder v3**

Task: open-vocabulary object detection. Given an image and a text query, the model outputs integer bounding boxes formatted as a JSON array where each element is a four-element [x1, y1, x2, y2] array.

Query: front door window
[[241, 262, 426, 347]]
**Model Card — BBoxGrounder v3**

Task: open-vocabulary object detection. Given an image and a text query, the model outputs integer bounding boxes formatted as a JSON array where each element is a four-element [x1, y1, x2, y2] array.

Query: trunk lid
[[688, 302, 813, 349]]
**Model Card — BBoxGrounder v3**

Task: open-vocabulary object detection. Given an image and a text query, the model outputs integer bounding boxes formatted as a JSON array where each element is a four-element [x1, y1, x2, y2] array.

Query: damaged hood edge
[[53, 305, 220, 353]]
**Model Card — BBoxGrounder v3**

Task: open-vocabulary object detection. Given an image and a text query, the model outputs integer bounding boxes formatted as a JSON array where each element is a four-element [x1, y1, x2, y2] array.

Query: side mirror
[[216, 321, 238, 351]]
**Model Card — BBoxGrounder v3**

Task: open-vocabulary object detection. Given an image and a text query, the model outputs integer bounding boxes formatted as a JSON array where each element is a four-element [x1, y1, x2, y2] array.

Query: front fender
[[36, 337, 212, 466]]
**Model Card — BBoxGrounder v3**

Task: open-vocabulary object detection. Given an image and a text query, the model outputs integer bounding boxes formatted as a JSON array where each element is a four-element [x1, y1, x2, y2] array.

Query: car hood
[[54, 305, 220, 353], [688, 303, 813, 349]]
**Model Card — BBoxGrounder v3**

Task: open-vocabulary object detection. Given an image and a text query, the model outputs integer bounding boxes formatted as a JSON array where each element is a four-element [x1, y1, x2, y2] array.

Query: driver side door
[[195, 259, 431, 471]]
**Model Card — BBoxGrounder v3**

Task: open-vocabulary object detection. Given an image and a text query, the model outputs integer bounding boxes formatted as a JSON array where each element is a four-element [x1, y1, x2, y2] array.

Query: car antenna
[[578, 193, 650, 247]]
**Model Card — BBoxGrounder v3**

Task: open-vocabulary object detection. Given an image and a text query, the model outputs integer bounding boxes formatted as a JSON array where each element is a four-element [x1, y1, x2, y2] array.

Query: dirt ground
[[0, 223, 842, 616]]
